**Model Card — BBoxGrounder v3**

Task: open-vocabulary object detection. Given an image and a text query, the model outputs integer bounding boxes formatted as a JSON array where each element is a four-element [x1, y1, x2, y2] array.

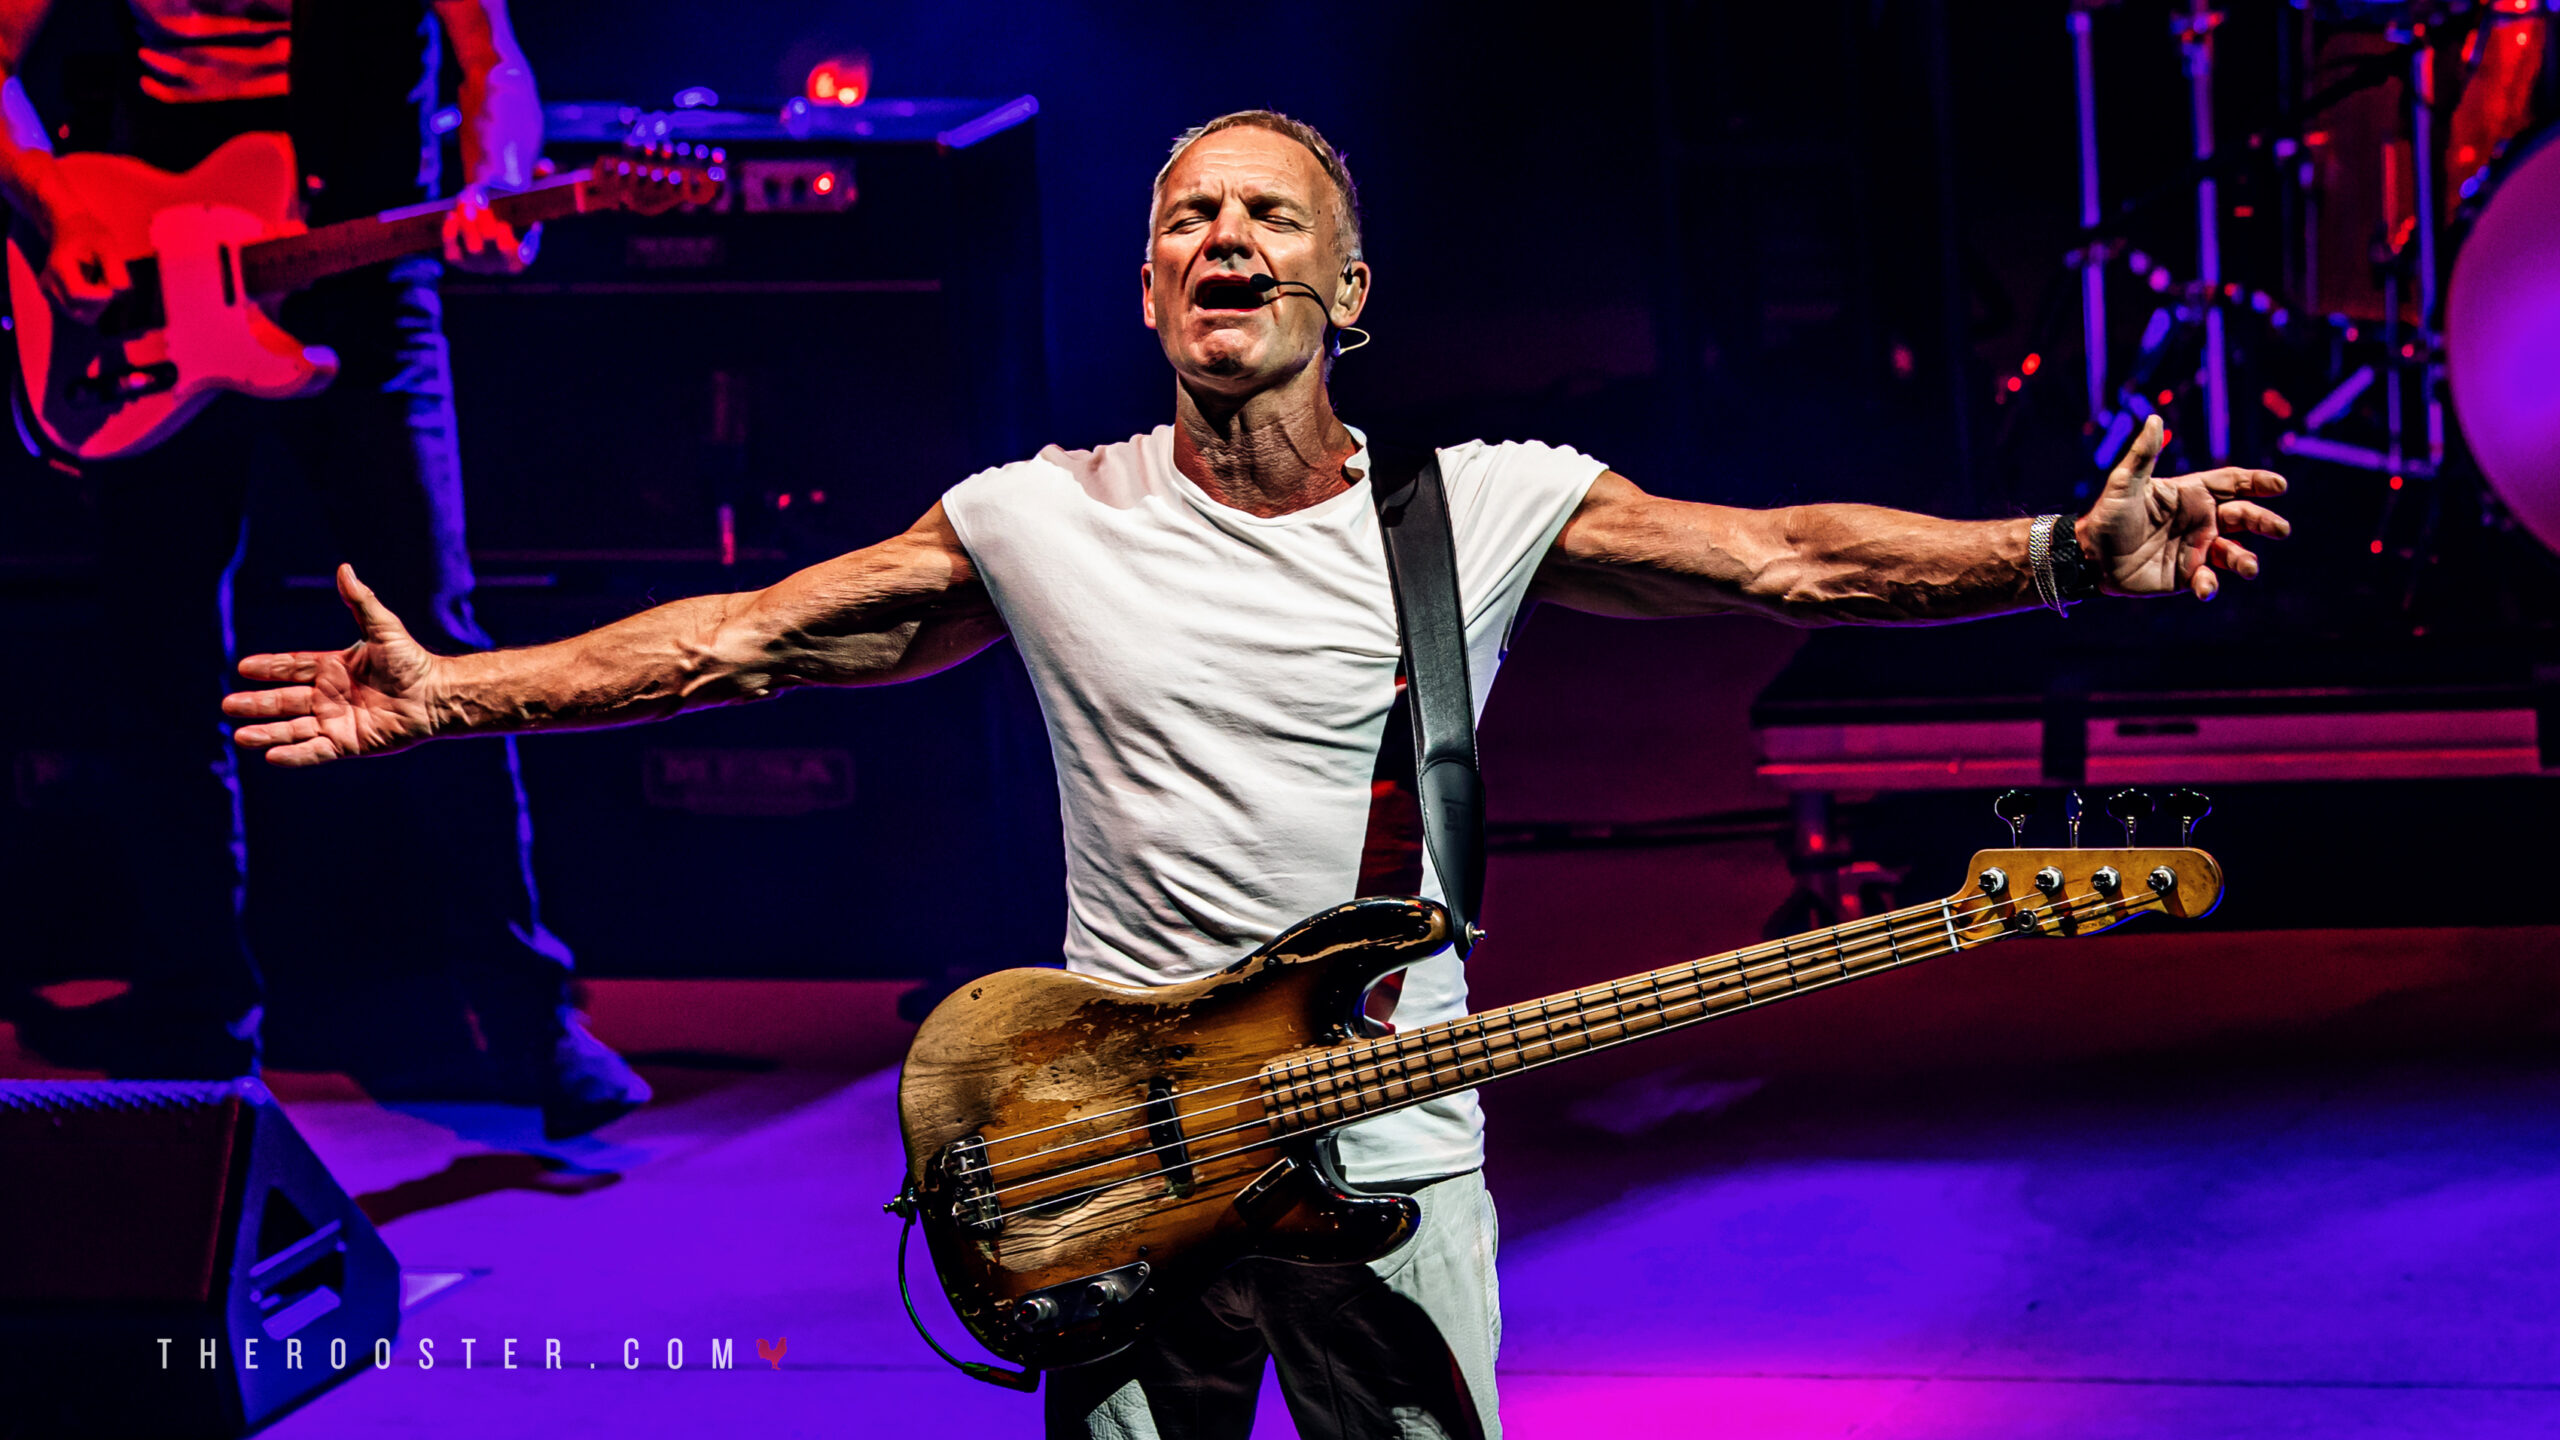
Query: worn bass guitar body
[[6, 129, 721, 461], [899, 844, 2224, 1375]]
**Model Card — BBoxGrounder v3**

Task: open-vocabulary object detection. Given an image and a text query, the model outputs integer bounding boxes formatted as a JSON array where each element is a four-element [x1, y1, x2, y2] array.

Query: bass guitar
[[894, 838, 2223, 1385], [6, 129, 722, 462]]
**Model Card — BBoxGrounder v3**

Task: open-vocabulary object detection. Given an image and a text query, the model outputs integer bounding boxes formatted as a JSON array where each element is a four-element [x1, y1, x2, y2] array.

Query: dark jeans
[[1044, 1172, 1499, 1440], [78, 258, 572, 1073]]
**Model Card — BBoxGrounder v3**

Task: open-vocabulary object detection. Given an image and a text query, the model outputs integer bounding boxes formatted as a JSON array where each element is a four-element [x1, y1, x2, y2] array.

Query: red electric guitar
[[5, 129, 722, 462]]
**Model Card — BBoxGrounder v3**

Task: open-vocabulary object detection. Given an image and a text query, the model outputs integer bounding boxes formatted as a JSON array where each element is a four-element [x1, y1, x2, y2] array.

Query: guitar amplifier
[[239, 98, 1065, 983], [441, 97, 1046, 566], [0, 97, 1062, 994], [414, 98, 1060, 979], [0, 1079, 400, 1437]]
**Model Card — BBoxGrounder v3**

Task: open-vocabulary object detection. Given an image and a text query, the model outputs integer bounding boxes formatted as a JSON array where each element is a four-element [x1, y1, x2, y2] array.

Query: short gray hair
[[1148, 110, 1363, 263]]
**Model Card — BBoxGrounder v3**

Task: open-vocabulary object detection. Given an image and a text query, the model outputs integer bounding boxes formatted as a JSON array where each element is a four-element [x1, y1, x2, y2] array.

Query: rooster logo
[[756, 1337, 787, 1370]]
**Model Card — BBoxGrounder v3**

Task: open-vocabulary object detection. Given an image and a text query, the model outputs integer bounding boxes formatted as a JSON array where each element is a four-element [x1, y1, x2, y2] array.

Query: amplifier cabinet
[[421, 100, 1060, 980], [446, 98, 1046, 564]]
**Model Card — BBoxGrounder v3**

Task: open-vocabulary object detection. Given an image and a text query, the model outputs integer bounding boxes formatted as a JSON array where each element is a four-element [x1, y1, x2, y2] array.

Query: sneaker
[[537, 1009, 653, 1140]]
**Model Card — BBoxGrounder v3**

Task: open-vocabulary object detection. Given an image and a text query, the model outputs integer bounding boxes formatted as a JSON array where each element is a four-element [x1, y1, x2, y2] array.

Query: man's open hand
[[2078, 414, 2291, 601], [223, 566, 443, 767]]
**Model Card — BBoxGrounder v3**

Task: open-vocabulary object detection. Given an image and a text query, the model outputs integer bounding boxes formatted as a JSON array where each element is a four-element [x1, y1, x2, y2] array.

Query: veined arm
[[1534, 416, 2289, 624], [224, 504, 1007, 767]]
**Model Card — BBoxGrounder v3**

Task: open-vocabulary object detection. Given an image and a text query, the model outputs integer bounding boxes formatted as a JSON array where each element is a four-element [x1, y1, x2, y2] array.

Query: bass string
[[978, 882, 2148, 1204], [998, 887, 2159, 1222], [1228, 889, 2027, 1148], [1274, 885, 2160, 1132], [976, 890, 2009, 1193], [977, 881, 2125, 1195], [973, 880, 2051, 1170]]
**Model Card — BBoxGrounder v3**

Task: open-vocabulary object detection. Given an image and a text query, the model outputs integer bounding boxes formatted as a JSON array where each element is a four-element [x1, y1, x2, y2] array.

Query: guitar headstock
[[1942, 847, 2223, 945], [588, 137, 727, 216]]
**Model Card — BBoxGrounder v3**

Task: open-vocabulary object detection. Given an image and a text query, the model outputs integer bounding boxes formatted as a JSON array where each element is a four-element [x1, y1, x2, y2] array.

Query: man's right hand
[[224, 565, 445, 768], [35, 201, 131, 326]]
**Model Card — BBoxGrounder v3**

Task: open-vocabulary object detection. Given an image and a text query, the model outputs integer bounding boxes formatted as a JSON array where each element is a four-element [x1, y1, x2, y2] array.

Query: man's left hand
[[442, 185, 539, 274], [2077, 413, 2291, 601]]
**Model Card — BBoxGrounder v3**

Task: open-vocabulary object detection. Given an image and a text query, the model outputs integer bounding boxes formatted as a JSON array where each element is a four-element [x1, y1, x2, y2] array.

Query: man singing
[[221, 111, 2287, 1439]]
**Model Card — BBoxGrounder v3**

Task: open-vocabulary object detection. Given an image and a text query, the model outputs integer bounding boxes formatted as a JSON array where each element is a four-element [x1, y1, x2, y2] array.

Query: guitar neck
[[236, 171, 597, 295], [1263, 882, 2151, 1136]]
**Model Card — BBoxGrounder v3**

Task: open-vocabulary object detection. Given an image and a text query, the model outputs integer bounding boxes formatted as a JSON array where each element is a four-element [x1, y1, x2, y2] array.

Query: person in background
[[0, 0, 648, 1138]]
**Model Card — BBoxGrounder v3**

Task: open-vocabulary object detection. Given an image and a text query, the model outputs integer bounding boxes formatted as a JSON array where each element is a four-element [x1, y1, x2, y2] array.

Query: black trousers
[[67, 258, 573, 1074], [1043, 1172, 1499, 1440]]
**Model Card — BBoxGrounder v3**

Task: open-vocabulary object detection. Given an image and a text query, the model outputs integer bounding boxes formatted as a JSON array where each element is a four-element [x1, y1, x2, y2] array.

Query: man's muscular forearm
[[1540, 421, 2284, 622], [427, 590, 782, 735], [1720, 503, 2041, 624], [1537, 474, 2043, 625], [433, 0, 540, 190], [226, 506, 1003, 768], [427, 524, 1001, 737]]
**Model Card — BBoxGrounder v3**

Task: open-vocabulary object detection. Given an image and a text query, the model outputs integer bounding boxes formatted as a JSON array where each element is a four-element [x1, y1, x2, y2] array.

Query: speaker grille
[[0, 1080, 252, 1302], [0, 1078, 253, 1112]]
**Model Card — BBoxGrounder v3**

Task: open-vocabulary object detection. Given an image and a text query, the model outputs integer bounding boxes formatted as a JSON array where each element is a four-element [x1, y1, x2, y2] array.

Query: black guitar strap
[[1367, 443, 1487, 958]]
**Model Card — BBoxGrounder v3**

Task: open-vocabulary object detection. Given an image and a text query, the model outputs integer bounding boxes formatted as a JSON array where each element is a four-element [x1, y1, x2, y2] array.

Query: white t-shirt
[[940, 423, 1605, 1182]]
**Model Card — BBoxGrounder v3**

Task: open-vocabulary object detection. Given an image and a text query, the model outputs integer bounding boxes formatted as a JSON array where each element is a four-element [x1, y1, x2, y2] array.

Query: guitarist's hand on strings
[[223, 565, 444, 768], [36, 200, 132, 326], [2076, 413, 2292, 601], [443, 184, 537, 275]]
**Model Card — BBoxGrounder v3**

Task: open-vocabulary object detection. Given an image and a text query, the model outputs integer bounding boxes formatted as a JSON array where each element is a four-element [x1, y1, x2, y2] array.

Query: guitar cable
[[885, 1182, 1041, 1392]]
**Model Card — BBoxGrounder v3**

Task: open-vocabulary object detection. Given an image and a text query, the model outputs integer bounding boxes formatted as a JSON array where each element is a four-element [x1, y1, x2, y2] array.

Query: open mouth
[[1193, 275, 1268, 312]]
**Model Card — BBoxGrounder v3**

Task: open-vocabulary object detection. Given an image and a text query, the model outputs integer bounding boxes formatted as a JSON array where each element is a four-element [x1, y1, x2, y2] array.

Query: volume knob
[[1013, 1297, 1060, 1333]]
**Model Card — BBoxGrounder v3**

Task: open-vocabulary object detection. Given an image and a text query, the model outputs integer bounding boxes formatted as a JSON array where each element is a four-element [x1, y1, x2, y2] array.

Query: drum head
[[2449, 125, 2560, 556]]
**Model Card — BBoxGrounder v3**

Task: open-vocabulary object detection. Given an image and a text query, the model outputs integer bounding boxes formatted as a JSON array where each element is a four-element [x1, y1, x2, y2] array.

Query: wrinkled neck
[[1170, 373, 1358, 519]]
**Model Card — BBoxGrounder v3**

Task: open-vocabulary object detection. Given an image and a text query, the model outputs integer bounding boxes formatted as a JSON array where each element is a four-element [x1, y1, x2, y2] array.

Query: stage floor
[[191, 1041, 2560, 1438]]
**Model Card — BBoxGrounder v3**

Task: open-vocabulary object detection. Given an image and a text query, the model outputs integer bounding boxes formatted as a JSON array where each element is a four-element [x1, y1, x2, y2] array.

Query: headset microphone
[[1246, 274, 1370, 355]]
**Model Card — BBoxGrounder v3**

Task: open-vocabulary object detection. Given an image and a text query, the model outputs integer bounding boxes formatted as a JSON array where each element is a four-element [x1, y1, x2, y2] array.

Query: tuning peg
[[2104, 788, 2152, 846], [1992, 789, 2035, 846], [2062, 790, 2085, 848], [2163, 788, 2212, 844]]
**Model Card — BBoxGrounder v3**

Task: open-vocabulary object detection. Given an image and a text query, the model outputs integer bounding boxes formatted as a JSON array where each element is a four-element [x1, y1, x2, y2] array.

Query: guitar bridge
[[942, 1134, 1003, 1235]]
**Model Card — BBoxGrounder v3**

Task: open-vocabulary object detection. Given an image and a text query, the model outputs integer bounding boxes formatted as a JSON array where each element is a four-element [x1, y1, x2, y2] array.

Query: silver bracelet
[[2027, 514, 2067, 616]]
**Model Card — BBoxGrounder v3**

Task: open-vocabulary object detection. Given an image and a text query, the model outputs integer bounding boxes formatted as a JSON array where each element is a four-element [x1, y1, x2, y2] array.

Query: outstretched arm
[[223, 504, 1004, 767], [1534, 415, 2290, 624]]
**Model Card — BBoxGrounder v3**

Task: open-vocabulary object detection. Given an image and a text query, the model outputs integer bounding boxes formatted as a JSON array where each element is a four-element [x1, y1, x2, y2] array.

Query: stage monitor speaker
[[0, 1079, 399, 1438]]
